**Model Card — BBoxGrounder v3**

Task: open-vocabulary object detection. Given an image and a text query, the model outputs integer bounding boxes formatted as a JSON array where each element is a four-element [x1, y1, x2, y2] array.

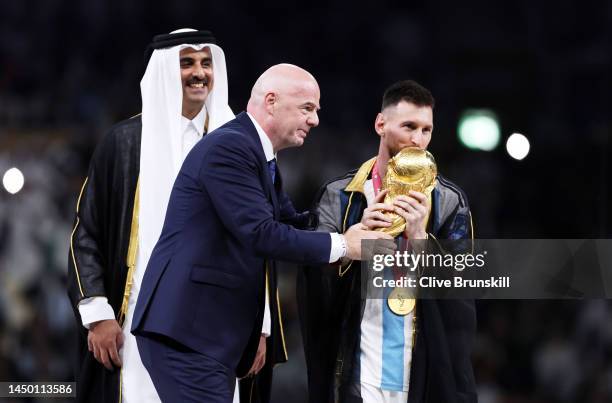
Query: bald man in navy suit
[[132, 64, 392, 402]]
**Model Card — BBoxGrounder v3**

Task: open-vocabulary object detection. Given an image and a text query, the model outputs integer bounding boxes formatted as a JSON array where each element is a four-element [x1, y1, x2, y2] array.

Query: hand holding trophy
[[378, 146, 437, 315], [377, 147, 437, 238]]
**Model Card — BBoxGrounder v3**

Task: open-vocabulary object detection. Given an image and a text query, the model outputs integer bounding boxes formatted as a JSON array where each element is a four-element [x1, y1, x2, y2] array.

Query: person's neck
[[263, 126, 280, 154], [248, 110, 280, 153], [376, 143, 391, 180], [182, 104, 204, 120]]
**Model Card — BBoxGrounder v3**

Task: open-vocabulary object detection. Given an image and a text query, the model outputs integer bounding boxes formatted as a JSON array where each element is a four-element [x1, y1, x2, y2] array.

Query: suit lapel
[[236, 112, 280, 219]]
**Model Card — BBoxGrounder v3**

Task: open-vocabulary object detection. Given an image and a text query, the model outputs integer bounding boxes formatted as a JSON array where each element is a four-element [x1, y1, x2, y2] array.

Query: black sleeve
[[438, 189, 473, 241], [66, 133, 114, 309], [438, 192, 478, 399]]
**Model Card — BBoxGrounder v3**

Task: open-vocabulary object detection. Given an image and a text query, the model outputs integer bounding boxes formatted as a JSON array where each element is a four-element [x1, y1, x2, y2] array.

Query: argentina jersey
[[354, 180, 415, 395]]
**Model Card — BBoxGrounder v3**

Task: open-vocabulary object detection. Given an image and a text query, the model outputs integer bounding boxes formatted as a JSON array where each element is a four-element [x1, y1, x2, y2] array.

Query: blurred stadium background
[[0, 1, 610, 402]]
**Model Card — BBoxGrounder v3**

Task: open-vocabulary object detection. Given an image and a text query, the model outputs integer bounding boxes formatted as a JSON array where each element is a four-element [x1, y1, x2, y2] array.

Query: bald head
[[248, 64, 318, 107], [247, 64, 320, 152]]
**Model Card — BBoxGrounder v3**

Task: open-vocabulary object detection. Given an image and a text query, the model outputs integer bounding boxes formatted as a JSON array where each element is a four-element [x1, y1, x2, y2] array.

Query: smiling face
[[179, 46, 213, 119], [376, 100, 433, 157], [271, 79, 320, 150]]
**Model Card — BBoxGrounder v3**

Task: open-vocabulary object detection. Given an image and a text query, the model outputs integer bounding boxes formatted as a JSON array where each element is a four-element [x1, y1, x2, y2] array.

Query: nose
[[408, 130, 423, 147], [192, 64, 207, 79], [307, 111, 319, 128]]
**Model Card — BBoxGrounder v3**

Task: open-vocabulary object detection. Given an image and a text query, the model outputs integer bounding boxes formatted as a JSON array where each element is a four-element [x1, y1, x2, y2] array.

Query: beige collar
[[345, 157, 377, 193]]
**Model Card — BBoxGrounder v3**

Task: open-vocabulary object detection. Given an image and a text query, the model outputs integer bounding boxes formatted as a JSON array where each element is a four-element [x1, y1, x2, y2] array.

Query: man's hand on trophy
[[361, 189, 395, 230], [344, 223, 395, 261], [393, 190, 429, 239]]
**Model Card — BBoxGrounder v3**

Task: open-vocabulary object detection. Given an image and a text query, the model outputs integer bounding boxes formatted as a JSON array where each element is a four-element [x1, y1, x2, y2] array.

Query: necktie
[[268, 159, 277, 184]]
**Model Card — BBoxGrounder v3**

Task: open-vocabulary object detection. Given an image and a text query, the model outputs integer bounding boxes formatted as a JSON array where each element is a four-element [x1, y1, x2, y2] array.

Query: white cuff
[[77, 297, 116, 329], [261, 283, 271, 337], [329, 233, 347, 263]]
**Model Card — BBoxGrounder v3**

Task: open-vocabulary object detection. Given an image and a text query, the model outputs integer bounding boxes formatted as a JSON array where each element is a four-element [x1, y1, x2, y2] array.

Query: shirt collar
[[246, 112, 276, 162], [181, 106, 207, 136]]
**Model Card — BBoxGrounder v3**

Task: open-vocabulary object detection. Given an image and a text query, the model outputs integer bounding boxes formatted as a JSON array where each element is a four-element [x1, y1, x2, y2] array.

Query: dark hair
[[381, 80, 435, 111]]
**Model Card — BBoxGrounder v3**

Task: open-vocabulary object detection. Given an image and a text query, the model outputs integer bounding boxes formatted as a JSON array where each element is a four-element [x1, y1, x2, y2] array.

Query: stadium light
[[3, 167, 25, 194], [506, 133, 530, 160], [458, 109, 500, 151]]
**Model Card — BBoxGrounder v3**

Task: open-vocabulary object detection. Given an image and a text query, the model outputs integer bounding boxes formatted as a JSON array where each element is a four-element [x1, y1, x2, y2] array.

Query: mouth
[[187, 80, 208, 90]]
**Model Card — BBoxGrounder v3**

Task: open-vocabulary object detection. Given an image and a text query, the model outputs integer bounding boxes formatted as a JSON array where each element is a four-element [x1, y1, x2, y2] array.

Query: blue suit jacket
[[131, 112, 331, 376]]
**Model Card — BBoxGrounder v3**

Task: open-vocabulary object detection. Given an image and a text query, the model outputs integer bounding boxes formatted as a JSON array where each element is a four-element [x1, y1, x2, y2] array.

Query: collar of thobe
[[181, 105, 207, 136], [246, 112, 276, 162]]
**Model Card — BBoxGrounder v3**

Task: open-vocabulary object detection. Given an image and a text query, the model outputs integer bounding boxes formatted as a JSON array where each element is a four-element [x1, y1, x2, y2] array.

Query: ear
[[374, 112, 385, 137], [264, 92, 277, 114]]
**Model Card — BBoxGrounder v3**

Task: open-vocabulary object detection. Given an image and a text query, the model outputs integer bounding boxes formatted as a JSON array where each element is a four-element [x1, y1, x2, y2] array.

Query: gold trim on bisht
[[268, 261, 288, 363], [118, 178, 140, 327], [70, 177, 89, 298], [118, 367, 123, 403], [276, 288, 288, 362]]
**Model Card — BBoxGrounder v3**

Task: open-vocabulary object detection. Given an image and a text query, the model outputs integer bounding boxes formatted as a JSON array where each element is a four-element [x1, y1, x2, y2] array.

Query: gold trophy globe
[[378, 147, 437, 238]]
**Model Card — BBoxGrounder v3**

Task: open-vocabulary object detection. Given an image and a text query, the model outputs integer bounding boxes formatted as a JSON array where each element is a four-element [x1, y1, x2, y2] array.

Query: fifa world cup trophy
[[379, 147, 437, 237]]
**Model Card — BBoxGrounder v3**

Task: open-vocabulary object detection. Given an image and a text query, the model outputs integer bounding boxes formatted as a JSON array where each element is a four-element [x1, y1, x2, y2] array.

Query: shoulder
[[435, 174, 469, 209], [191, 117, 259, 174], [107, 114, 141, 139], [434, 174, 472, 238], [98, 114, 141, 150], [311, 170, 360, 232], [90, 114, 141, 163], [311, 169, 361, 222], [201, 117, 252, 152], [316, 170, 358, 201], [110, 114, 142, 133]]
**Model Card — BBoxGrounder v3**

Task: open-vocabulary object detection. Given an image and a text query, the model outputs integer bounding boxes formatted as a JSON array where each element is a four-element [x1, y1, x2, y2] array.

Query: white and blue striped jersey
[[354, 180, 415, 393]]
